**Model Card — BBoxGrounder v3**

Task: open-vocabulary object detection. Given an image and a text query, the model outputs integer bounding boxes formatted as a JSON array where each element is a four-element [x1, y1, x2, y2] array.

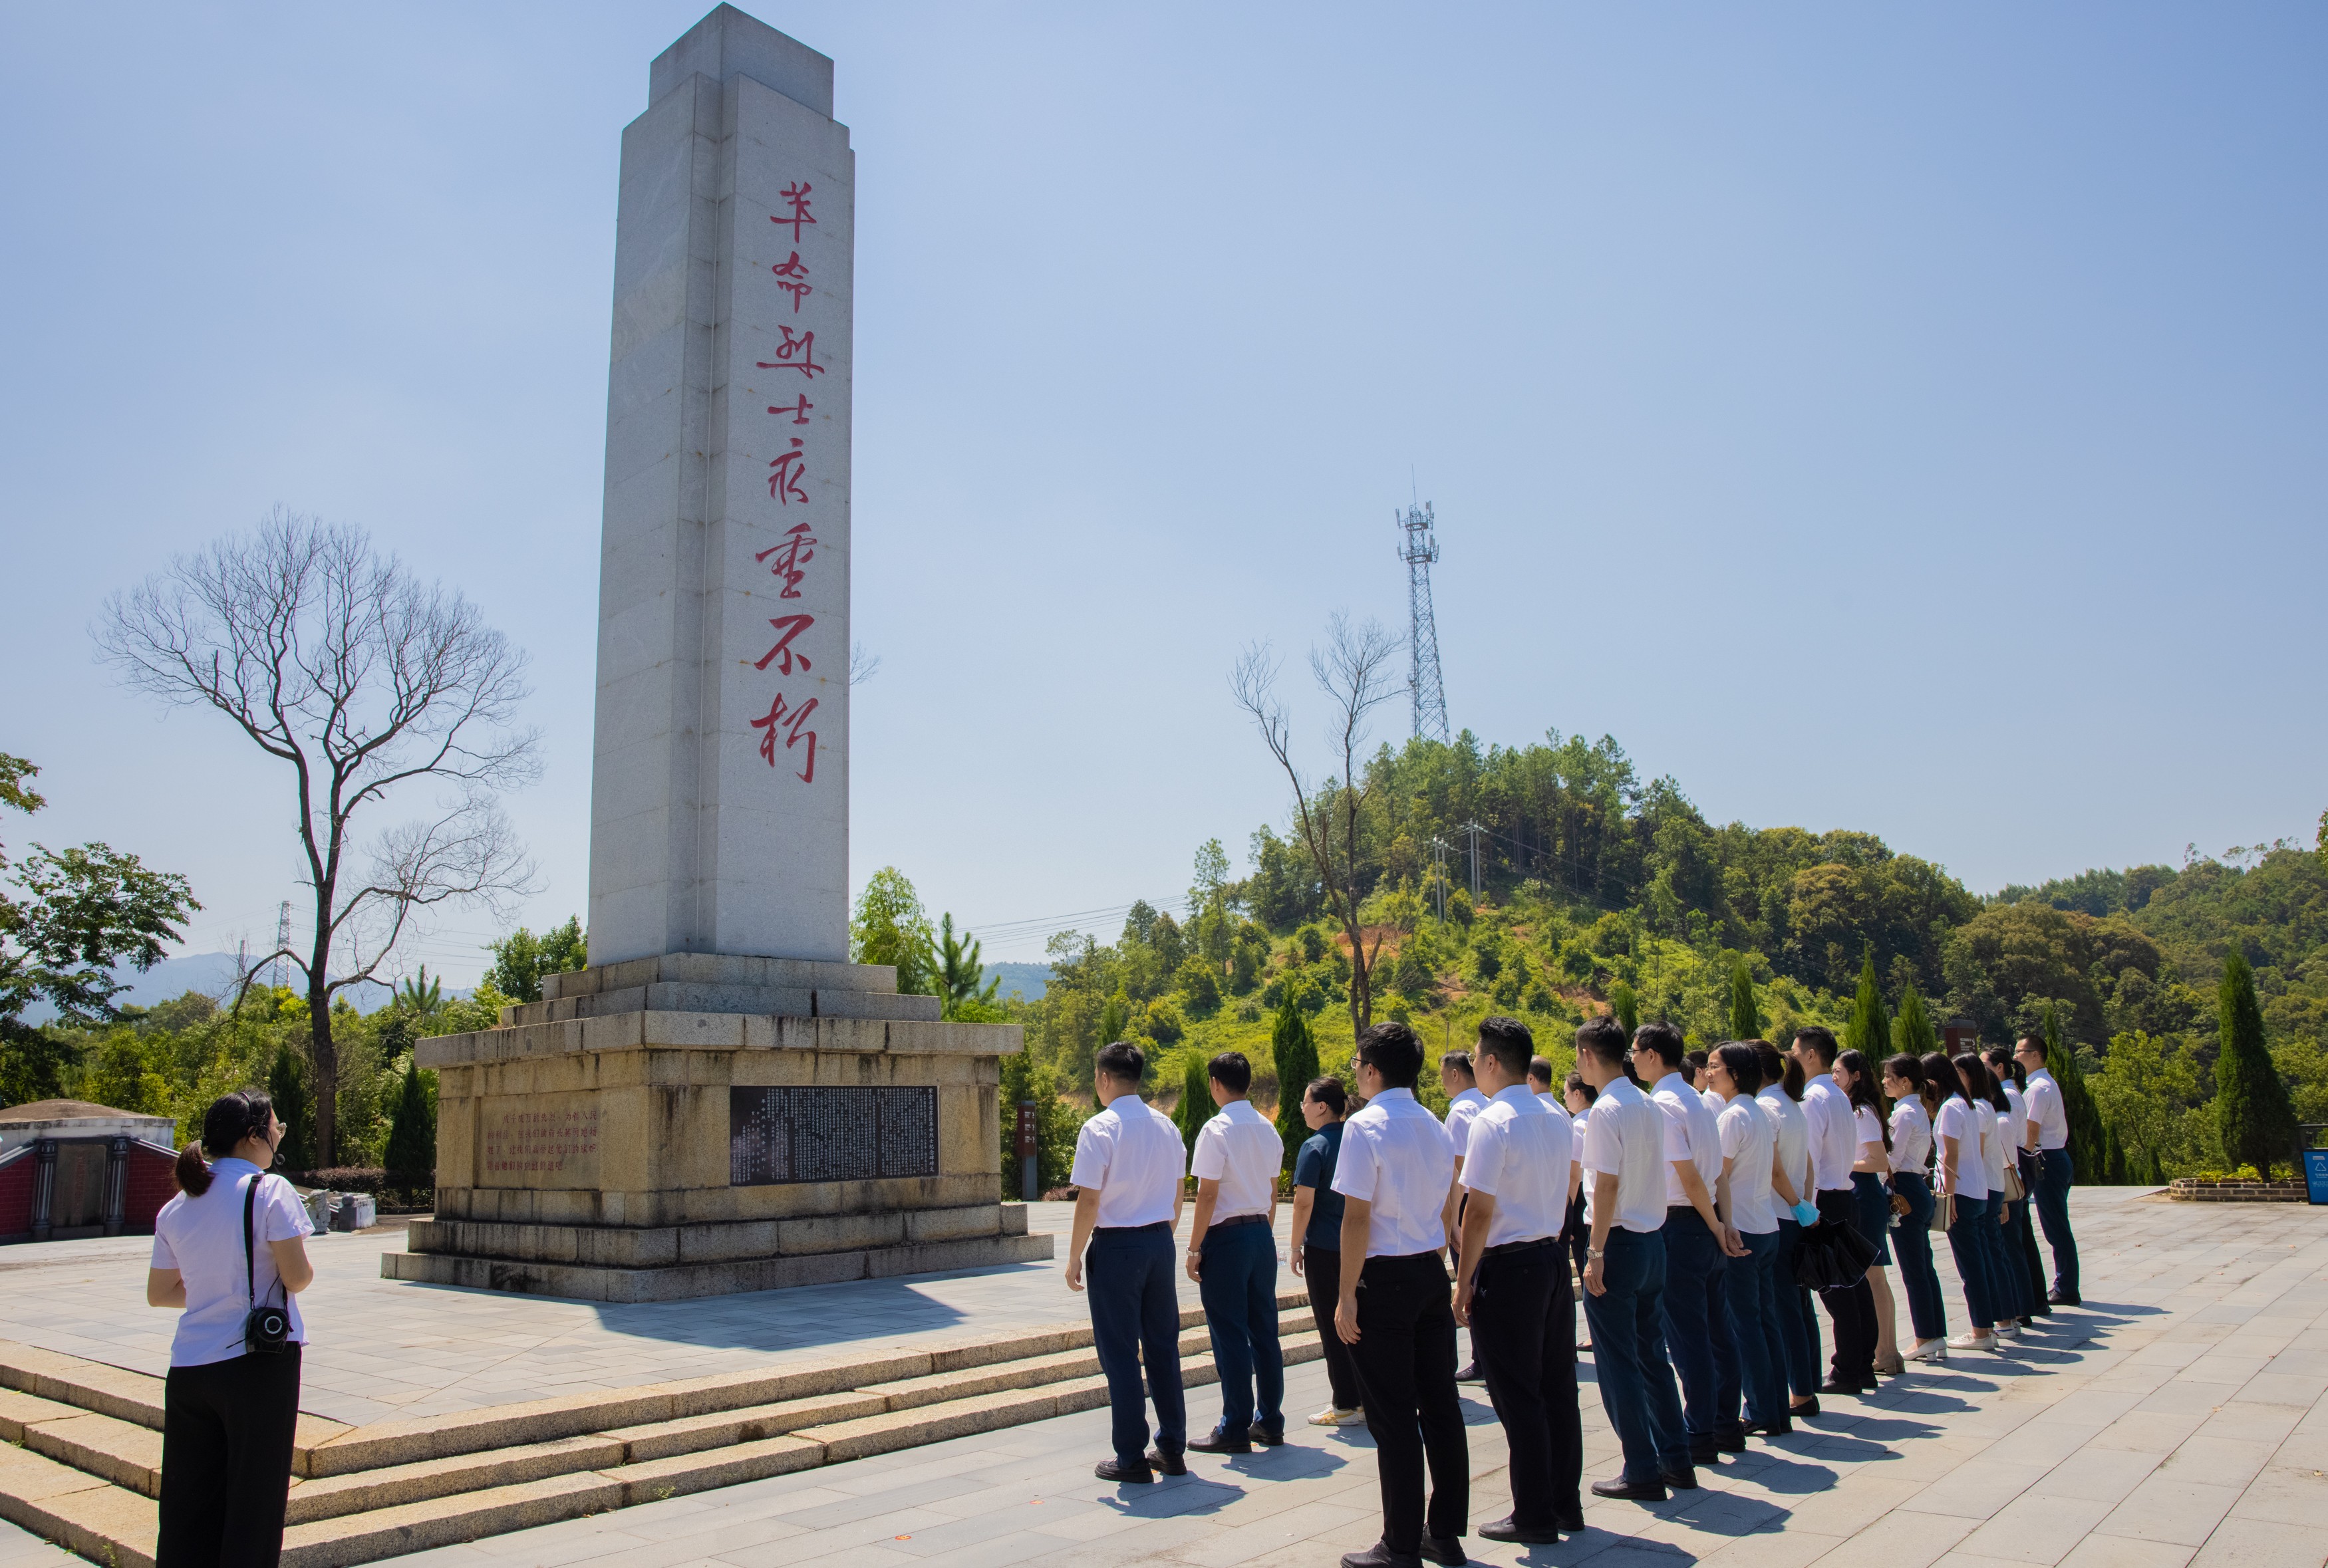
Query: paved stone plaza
[[5, 1188, 2327, 1566]]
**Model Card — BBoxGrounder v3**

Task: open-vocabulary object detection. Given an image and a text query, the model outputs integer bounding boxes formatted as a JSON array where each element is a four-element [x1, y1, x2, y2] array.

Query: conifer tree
[[382, 1055, 436, 1196], [1271, 985, 1320, 1173], [2042, 1004, 2107, 1180], [1177, 1052, 1212, 1160], [1727, 957, 1762, 1043], [1610, 981, 1639, 1037], [2216, 952, 2297, 1179], [1893, 986, 1937, 1059], [1848, 950, 1891, 1064], [268, 1042, 315, 1173]]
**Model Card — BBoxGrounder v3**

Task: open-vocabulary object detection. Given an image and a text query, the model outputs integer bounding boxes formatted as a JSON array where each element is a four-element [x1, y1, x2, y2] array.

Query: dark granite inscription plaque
[[730, 1086, 940, 1186]]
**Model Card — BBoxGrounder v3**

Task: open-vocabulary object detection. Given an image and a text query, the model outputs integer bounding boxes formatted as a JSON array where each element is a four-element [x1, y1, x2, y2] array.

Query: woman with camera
[[146, 1089, 315, 1568]]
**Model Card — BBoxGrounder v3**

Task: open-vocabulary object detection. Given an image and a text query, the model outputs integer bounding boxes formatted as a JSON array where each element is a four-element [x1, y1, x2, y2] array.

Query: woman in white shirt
[[1983, 1045, 2043, 1331], [1751, 1041, 1824, 1419], [148, 1089, 315, 1567], [1975, 1062, 2029, 1337], [1882, 1055, 1948, 1362], [1835, 1050, 1902, 1376], [1707, 1044, 1791, 1437], [1934, 1053, 2000, 1352], [1562, 1073, 1596, 1351]]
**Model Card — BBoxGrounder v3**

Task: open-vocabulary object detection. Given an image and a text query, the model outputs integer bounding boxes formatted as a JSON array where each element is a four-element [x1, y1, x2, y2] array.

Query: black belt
[[1484, 1236, 1556, 1257], [1094, 1221, 1172, 1233], [1209, 1213, 1267, 1229]]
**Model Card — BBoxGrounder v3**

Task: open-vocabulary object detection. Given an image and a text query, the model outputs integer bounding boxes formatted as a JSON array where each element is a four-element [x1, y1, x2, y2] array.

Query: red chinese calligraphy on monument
[[754, 613, 814, 674], [750, 692, 818, 781], [772, 183, 816, 241], [755, 326, 823, 379], [755, 522, 816, 598], [768, 437, 807, 505], [482, 1105, 601, 1178], [768, 395, 813, 425], [772, 249, 811, 313]]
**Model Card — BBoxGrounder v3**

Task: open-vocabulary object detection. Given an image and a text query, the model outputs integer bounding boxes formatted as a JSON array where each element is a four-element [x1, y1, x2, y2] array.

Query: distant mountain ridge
[[983, 962, 1049, 1001]]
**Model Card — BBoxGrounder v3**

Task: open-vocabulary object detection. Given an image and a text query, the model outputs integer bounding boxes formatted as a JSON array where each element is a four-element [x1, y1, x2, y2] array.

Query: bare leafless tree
[[97, 509, 539, 1164], [1231, 614, 1402, 1038]]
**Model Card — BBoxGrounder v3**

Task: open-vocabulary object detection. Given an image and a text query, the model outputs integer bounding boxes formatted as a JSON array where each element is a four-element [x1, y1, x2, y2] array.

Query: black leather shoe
[[1340, 1545, 1423, 1568], [1591, 1474, 1668, 1502], [1095, 1456, 1153, 1483], [1819, 1378, 1868, 1397], [1661, 1465, 1700, 1490], [1552, 1505, 1586, 1533], [1714, 1429, 1749, 1454], [1455, 1361, 1484, 1384], [1418, 1532, 1467, 1566], [1479, 1515, 1561, 1545], [1247, 1422, 1285, 1447], [1144, 1446, 1186, 1476], [1186, 1426, 1252, 1455], [1790, 1396, 1820, 1418], [2049, 1289, 2081, 1307], [1744, 1418, 1794, 1438]]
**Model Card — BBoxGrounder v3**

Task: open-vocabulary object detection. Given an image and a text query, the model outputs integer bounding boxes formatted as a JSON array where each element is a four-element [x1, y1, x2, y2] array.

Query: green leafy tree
[[1175, 954, 1223, 1015], [2041, 1003, 2107, 1181], [935, 914, 1000, 1021], [2, 755, 199, 1103], [1892, 985, 1937, 1059], [2216, 952, 2297, 1179], [1176, 1051, 1211, 1158], [482, 917, 586, 1003], [382, 1055, 436, 1194], [1609, 981, 1639, 1036], [1726, 956, 1762, 1042], [396, 967, 444, 1017], [269, 1042, 317, 1172], [1271, 985, 1320, 1172], [79, 1027, 172, 1118], [851, 868, 937, 995], [1000, 1049, 1080, 1196], [1847, 950, 1892, 1063]]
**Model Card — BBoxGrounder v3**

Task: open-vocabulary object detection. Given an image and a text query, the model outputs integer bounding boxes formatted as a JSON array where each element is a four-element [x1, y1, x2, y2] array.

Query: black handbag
[[243, 1175, 294, 1355], [1793, 1214, 1878, 1292]]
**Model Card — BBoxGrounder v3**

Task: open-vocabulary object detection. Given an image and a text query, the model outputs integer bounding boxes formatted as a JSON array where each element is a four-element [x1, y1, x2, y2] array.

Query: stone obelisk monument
[[388, 6, 1050, 1302]]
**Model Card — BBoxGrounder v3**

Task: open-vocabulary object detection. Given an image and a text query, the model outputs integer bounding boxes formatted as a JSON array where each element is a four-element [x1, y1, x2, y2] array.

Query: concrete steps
[[0, 1291, 1323, 1567]]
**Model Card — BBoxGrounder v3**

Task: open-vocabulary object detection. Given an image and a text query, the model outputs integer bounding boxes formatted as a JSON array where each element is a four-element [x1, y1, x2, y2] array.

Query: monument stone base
[[387, 952, 1054, 1303]]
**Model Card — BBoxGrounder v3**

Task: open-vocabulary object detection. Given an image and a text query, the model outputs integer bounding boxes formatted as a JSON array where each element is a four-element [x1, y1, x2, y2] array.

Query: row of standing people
[[1064, 1014, 2083, 1568]]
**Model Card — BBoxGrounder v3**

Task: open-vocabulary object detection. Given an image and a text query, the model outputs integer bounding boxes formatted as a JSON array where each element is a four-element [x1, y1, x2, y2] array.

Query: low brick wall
[[2166, 1178, 2311, 1203]]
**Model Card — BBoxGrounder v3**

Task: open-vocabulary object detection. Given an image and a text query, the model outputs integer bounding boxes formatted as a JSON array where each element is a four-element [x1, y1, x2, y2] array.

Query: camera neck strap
[[243, 1173, 279, 1309]]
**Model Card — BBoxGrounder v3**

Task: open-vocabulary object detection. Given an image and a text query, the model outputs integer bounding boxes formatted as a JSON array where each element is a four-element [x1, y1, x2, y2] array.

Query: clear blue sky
[[3, 3, 2322, 978]]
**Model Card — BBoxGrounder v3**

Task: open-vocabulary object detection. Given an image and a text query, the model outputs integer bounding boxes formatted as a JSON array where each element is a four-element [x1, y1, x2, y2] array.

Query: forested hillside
[[966, 730, 2328, 1187]]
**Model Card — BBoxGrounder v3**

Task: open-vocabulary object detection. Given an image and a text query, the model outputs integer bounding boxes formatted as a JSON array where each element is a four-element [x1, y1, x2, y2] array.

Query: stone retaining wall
[[2166, 1177, 2311, 1202]]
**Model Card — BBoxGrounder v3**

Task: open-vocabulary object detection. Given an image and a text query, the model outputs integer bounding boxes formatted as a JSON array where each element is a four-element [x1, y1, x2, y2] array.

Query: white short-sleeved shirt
[[1757, 1086, 1812, 1212], [1570, 1110, 1594, 1221], [1717, 1095, 1779, 1234], [1649, 1072, 1722, 1209], [1699, 1086, 1723, 1117], [1332, 1087, 1457, 1257], [1802, 1078, 1856, 1193], [1071, 1095, 1187, 1228], [1583, 1078, 1670, 1234], [1191, 1098, 1284, 1221], [1997, 1079, 2029, 1156], [151, 1160, 311, 1368], [1935, 1097, 1988, 1199], [1890, 1098, 1934, 1176], [1979, 1101, 2008, 1194], [1444, 1087, 1489, 1158], [1461, 1086, 1570, 1247], [2023, 1069, 2069, 1150], [1852, 1105, 1886, 1162]]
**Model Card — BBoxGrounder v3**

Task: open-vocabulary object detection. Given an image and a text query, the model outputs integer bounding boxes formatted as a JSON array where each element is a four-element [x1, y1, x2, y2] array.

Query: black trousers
[[1813, 1190, 1876, 1383], [1350, 1251, 1469, 1553], [158, 1346, 301, 1568], [1302, 1243, 1365, 1411], [1471, 1240, 1581, 1529]]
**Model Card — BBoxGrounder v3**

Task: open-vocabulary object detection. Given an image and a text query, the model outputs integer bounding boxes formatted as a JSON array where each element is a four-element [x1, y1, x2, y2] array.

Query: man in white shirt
[[1332, 1022, 1467, 1568], [1185, 1050, 1286, 1452], [2013, 1036, 2081, 1306], [1791, 1027, 1875, 1394], [1578, 1015, 1695, 1501], [1635, 1023, 1745, 1464], [1439, 1051, 1489, 1383], [1067, 1040, 1189, 1484], [1453, 1017, 1580, 1545]]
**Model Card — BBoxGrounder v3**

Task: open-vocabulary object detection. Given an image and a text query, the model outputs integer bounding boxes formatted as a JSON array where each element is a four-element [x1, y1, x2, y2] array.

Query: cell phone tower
[[1399, 501, 1449, 745], [272, 900, 292, 990]]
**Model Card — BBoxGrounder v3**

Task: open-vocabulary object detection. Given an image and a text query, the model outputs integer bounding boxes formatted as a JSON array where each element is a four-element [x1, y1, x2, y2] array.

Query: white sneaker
[[1947, 1331, 1996, 1353], [1902, 1337, 1948, 1363], [1995, 1321, 2023, 1341], [1308, 1405, 1366, 1427]]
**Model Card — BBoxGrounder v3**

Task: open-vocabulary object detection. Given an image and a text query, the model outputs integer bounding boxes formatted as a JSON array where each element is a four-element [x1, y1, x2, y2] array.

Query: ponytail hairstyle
[[174, 1089, 279, 1197], [1882, 1053, 1926, 1104], [1948, 1052, 1991, 1111], [1749, 1039, 1805, 1102], [1836, 1048, 1892, 1151], [1918, 1052, 1954, 1118], [1983, 1045, 2025, 1091]]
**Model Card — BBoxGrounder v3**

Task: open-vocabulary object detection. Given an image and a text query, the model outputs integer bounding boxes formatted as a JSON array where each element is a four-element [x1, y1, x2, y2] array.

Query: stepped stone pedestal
[[385, 954, 1054, 1303]]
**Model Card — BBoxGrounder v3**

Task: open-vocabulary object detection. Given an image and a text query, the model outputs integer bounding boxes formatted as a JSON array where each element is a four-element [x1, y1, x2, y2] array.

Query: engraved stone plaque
[[730, 1086, 939, 1186]]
